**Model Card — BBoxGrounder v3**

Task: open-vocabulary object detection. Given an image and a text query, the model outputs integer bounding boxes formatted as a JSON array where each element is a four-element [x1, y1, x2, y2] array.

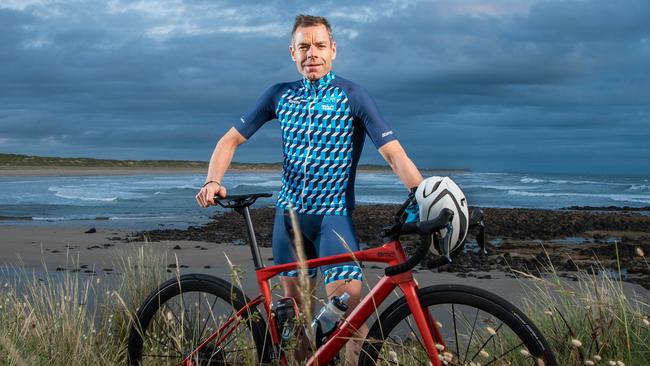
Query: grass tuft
[[518, 247, 650, 365]]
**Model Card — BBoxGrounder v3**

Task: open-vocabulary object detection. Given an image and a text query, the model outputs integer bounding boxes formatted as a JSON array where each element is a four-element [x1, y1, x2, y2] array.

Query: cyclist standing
[[196, 14, 423, 364]]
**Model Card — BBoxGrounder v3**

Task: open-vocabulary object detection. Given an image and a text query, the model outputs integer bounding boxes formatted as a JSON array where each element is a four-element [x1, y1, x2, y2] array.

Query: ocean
[[0, 171, 648, 230]]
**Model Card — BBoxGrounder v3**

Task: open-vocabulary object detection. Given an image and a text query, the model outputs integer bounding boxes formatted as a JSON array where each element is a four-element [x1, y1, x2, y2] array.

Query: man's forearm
[[204, 128, 245, 184], [390, 155, 423, 190], [205, 139, 237, 184], [379, 141, 423, 190]]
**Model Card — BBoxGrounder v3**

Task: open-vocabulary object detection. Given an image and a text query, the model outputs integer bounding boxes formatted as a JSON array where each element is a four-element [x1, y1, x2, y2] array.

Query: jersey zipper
[[302, 91, 315, 208]]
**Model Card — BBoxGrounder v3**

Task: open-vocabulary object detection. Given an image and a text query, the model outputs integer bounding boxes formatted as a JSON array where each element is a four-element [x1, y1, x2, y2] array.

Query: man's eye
[[300, 46, 308, 50]]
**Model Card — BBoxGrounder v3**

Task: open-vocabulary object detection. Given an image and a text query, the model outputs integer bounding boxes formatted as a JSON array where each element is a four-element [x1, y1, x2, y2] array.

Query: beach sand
[[1, 223, 648, 305], [0, 166, 208, 176]]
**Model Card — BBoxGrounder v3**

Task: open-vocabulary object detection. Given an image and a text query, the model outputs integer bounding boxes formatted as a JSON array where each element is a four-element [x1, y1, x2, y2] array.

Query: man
[[196, 14, 423, 364]]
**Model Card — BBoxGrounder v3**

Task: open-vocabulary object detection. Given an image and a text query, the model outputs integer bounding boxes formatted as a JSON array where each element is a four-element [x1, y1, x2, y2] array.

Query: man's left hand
[[405, 200, 419, 223]]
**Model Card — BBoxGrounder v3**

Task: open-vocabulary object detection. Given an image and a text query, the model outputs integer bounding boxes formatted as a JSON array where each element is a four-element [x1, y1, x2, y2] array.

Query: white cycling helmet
[[415, 176, 469, 257]]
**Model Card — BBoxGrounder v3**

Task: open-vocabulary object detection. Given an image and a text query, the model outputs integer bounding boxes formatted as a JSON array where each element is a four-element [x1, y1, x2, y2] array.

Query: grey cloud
[[0, 1, 648, 174]]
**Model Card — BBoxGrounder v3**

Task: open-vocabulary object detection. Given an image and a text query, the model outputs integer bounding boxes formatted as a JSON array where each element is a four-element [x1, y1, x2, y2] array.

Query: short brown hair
[[291, 14, 333, 45]]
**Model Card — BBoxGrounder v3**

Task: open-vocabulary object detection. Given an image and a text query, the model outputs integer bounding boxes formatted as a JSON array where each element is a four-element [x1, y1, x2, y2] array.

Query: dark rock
[[55, 267, 65, 271], [85, 227, 96, 234], [108, 204, 650, 289], [564, 258, 579, 271], [172, 245, 182, 250]]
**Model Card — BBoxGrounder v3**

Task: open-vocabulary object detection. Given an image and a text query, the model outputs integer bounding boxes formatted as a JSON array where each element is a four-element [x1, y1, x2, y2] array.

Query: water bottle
[[311, 293, 350, 347]]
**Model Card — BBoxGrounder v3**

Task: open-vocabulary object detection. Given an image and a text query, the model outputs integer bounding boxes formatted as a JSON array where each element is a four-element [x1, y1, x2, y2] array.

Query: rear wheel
[[359, 284, 557, 366], [127, 274, 271, 365]]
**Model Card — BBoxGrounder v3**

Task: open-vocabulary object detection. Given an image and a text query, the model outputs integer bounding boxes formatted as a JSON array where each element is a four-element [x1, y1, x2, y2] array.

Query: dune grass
[[518, 243, 650, 366], [0, 244, 168, 365], [0, 240, 648, 365]]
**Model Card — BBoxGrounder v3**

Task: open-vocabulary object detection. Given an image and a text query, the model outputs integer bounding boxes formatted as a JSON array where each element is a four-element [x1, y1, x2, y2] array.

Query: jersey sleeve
[[234, 84, 281, 139], [347, 85, 397, 149]]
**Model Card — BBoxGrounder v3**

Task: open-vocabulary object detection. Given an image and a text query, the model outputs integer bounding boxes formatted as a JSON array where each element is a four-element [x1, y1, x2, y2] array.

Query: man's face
[[290, 25, 336, 81]]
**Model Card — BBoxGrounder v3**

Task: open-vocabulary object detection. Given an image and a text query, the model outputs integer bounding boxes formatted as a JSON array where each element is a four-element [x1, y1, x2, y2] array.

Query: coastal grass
[[0, 241, 649, 365], [517, 244, 650, 366], [0, 244, 168, 365], [0, 153, 468, 172]]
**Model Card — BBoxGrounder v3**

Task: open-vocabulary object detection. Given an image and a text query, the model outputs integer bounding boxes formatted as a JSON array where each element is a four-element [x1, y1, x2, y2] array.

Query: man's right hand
[[195, 182, 227, 208]]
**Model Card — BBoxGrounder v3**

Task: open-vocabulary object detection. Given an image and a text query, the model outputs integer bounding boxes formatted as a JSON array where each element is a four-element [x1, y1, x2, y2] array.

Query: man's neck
[[302, 71, 335, 90]]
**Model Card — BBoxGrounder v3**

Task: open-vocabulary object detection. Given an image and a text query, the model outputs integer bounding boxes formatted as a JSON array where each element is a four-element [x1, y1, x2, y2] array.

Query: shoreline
[[1, 205, 648, 290], [1, 224, 647, 306], [0, 165, 472, 177], [0, 166, 242, 176]]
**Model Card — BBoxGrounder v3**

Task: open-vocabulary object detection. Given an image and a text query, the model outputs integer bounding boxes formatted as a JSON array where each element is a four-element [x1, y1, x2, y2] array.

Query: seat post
[[238, 205, 265, 269]]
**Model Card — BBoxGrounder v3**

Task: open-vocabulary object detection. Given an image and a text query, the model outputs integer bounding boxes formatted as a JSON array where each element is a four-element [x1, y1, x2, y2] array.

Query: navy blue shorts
[[272, 207, 363, 285]]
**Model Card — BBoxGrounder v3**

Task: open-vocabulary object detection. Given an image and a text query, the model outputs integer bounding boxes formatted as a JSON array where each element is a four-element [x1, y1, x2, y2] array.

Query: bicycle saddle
[[214, 192, 273, 209]]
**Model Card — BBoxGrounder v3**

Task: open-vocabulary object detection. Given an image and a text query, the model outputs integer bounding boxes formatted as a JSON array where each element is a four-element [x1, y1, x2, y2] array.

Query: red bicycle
[[127, 193, 557, 365]]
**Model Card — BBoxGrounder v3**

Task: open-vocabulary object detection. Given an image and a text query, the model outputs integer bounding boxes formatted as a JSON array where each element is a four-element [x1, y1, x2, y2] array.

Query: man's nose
[[306, 45, 316, 57]]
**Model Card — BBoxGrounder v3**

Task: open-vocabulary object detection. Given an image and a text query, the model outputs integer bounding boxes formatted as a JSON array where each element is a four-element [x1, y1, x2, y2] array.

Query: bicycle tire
[[127, 273, 272, 366], [359, 284, 557, 366]]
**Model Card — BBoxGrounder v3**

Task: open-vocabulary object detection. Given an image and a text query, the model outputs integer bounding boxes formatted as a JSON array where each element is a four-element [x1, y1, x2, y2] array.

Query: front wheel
[[359, 284, 557, 366], [127, 273, 271, 366]]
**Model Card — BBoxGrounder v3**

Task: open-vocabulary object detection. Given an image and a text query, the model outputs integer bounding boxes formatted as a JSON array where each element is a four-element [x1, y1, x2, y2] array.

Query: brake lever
[[440, 222, 454, 263], [477, 219, 487, 255]]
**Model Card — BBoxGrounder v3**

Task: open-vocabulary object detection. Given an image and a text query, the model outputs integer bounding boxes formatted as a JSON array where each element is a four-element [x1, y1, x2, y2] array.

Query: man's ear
[[331, 41, 337, 61], [289, 46, 296, 62]]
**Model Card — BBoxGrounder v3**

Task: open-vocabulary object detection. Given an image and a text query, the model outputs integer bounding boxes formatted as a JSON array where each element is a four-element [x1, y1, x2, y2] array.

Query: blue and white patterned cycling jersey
[[235, 71, 396, 215]]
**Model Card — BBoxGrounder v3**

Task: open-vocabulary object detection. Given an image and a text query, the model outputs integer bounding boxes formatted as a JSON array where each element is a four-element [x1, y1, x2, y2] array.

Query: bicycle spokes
[[374, 303, 544, 366], [138, 291, 259, 366]]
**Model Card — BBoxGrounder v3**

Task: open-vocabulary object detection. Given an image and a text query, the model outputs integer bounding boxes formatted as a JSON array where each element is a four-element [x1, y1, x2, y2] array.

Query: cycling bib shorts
[[272, 207, 362, 285]]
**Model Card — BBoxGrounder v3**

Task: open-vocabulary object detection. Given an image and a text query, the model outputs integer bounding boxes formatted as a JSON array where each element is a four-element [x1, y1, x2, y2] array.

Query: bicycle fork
[[400, 281, 447, 366]]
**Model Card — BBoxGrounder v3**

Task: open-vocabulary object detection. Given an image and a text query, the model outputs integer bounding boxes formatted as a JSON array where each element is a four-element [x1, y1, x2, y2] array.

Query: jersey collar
[[302, 71, 336, 92]]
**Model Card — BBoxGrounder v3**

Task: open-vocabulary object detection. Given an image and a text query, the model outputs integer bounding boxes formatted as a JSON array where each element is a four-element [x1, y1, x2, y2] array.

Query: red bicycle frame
[[182, 238, 446, 366]]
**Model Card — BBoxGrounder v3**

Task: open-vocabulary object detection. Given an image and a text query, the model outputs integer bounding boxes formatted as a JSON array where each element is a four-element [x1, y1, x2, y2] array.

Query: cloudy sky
[[1, 0, 648, 174]]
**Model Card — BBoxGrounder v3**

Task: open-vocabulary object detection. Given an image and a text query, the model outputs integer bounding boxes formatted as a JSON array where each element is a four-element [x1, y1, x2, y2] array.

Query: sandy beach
[[1, 167, 648, 303], [5, 224, 644, 307], [0, 166, 208, 176], [1, 203, 648, 304]]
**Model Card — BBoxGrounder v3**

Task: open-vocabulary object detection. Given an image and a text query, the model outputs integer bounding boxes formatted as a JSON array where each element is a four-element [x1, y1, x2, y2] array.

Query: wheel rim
[[134, 290, 260, 366], [368, 302, 549, 366]]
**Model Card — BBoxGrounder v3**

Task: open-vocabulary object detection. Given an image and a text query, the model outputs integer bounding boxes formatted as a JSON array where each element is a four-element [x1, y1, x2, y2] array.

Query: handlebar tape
[[384, 208, 454, 276]]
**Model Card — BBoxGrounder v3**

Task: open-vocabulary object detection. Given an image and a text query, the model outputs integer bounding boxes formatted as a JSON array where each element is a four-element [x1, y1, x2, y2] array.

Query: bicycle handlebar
[[213, 191, 461, 276], [384, 208, 454, 276]]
